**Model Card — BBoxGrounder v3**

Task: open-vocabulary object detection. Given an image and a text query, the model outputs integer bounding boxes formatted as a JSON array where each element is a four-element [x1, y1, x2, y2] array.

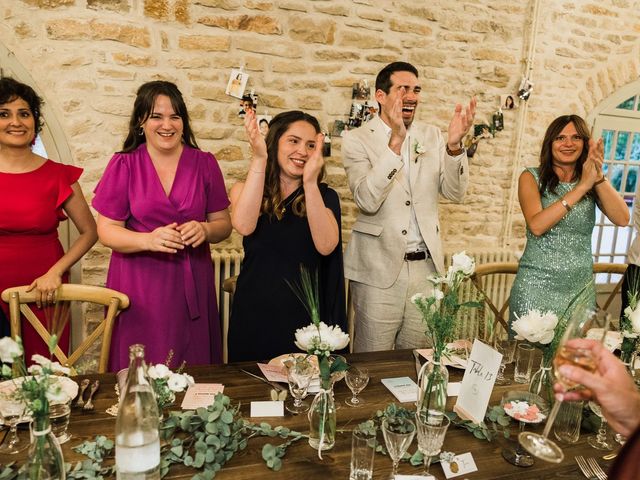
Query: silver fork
[[83, 380, 100, 411], [586, 457, 608, 480], [576, 456, 596, 479]]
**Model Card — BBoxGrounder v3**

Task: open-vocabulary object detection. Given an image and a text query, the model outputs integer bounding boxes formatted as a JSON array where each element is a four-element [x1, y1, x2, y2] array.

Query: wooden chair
[[464, 261, 628, 342], [1, 284, 130, 374]]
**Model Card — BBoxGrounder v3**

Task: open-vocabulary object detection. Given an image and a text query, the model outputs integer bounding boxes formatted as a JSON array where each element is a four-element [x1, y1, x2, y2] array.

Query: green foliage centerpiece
[[411, 252, 478, 420], [621, 271, 640, 371], [288, 265, 350, 458]]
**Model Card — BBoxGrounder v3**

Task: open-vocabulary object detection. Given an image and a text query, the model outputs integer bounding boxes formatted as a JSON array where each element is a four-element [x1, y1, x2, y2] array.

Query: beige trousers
[[350, 258, 437, 352]]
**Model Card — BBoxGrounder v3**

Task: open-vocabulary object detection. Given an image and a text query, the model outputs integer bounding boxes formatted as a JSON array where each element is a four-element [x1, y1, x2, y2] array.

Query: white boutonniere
[[414, 140, 426, 155]]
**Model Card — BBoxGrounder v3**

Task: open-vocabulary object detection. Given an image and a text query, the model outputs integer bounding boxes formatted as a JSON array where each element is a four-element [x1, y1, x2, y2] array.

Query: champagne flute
[[0, 393, 27, 454], [345, 366, 369, 407], [381, 416, 415, 479], [519, 307, 610, 463], [415, 412, 450, 476], [285, 356, 314, 414]]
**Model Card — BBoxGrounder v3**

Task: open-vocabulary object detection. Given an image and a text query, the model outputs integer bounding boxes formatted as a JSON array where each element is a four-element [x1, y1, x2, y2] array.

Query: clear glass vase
[[416, 359, 449, 423], [553, 400, 583, 444], [528, 358, 554, 407], [308, 384, 336, 454], [20, 415, 66, 480]]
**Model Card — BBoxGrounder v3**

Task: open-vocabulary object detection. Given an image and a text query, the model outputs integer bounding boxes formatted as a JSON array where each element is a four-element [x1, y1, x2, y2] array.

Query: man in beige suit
[[342, 62, 476, 352]]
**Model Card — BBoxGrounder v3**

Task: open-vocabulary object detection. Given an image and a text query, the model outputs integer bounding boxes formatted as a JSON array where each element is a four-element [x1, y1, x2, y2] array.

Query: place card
[[250, 400, 284, 417], [441, 452, 478, 478], [447, 382, 461, 397], [395, 475, 435, 480], [381, 377, 418, 403], [453, 339, 502, 424], [257, 363, 288, 383], [181, 383, 224, 410]]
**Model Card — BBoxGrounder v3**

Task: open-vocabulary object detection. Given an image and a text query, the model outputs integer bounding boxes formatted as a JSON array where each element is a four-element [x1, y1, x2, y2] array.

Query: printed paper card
[[250, 401, 284, 417], [453, 339, 502, 424], [381, 377, 418, 403], [441, 452, 478, 478], [395, 475, 435, 480], [257, 363, 288, 383], [181, 383, 224, 410]]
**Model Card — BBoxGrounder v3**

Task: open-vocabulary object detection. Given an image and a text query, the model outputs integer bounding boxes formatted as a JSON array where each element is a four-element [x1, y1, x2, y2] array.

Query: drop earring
[[138, 126, 144, 136]]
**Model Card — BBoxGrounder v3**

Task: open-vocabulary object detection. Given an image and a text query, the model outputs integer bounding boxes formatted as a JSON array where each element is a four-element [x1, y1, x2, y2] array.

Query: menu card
[[453, 339, 502, 424], [181, 383, 225, 410]]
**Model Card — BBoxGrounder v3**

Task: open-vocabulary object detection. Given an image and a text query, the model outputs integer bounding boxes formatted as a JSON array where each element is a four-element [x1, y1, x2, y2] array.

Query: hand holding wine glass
[[519, 307, 610, 463]]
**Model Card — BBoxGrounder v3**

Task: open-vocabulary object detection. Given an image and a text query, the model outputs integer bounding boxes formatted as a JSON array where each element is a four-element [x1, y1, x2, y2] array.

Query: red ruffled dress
[[0, 160, 80, 359]]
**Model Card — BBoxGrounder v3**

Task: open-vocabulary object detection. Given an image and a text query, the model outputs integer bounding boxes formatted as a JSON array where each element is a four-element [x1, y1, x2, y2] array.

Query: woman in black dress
[[228, 110, 346, 362]]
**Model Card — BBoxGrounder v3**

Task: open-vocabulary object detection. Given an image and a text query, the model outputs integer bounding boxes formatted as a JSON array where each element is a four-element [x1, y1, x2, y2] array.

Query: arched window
[[590, 81, 640, 284]]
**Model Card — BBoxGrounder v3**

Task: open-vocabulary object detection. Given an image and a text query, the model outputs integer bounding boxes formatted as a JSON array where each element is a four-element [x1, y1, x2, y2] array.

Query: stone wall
[[1, 0, 639, 287]]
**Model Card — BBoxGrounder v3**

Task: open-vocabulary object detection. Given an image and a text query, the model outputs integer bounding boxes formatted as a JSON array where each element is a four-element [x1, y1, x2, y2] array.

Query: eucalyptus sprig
[[446, 405, 511, 441]]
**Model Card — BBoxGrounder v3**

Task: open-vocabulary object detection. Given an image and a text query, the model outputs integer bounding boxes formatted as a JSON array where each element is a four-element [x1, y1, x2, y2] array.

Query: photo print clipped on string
[[238, 91, 258, 119], [225, 68, 249, 99]]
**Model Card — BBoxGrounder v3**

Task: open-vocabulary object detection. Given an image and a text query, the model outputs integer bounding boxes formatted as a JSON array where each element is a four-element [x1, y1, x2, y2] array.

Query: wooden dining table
[[2, 349, 615, 478]]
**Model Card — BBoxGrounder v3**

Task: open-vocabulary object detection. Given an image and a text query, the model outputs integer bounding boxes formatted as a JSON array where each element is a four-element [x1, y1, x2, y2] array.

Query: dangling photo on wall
[[352, 81, 370, 101], [238, 93, 258, 119], [500, 94, 518, 110], [256, 114, 272, 138], [225, 69, 249, 99]]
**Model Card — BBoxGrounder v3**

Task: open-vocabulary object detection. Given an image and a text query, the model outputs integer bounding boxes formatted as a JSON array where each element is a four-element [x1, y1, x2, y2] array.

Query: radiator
[[212, 248, 518, 360]]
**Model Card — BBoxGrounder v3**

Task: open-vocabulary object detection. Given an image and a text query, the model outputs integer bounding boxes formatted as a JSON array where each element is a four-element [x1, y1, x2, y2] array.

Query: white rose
[[167, 373, 188, 392], [0, 337, 22, 363], [29, 355, 71, 375], [451, 251, 475, 276], [46, 383, 69, 403], [294, 323, 321, 351], [512, 310, 558, 345], [183, 373, 195, 387], [148, 364, 171, 380], [320, 322, 350, 351], [627, 306, 640, 334], [433, 289, 444, 301]]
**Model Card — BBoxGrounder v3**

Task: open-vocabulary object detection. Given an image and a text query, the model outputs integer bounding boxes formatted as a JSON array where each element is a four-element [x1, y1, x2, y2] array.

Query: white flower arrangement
[[623, 304, 640, 339], [148, 362, 195, 411], [511, 310, 559, 345], [294, 322, 350, 354]]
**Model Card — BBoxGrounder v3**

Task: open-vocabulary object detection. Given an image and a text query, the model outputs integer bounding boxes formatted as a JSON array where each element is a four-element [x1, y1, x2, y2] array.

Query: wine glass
[[0, 393, 27, 454], [285, 356, 314, 414], [501, 391, 548, 467], [381, 416, 415, 479], [345, 366, 369, 407], [415, 412, 450, 476], [587, 401, 614, 450], [519, 307, 610, 463]]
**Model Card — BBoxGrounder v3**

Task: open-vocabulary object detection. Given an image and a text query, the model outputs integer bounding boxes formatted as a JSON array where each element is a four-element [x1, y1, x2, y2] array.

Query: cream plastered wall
[[1, 0, 639, 288]]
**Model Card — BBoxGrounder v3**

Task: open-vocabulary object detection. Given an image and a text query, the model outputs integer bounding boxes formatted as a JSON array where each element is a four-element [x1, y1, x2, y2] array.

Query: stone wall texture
[[1, 0, 640, 288]]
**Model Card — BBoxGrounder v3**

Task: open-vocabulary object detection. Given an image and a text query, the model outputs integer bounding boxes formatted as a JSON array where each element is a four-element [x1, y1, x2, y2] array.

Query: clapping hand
[[302, 133, 325, 186], [388, 86, 408, 139], [244, 109, 268, 162], [579, 138, 604, 188], [447, 97, 477, 148]]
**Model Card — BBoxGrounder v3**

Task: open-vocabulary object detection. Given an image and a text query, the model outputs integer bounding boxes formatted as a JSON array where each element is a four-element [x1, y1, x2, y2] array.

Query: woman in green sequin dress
[[510, 115, 629, 327]]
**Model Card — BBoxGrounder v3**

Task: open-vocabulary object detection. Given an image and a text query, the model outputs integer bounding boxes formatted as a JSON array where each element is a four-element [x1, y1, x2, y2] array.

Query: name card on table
[[441, 452, 478, 478], [453, 339, 502, 424], [381, 377, 419, 403], [250, 401, 284, 417], [181, 383, 225, 410]]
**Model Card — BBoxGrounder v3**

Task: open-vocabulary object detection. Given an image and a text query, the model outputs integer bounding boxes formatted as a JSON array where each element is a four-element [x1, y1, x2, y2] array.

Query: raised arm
[[230, 110, 268, 235], [303, 133, 339, 256], [589, 138, 629, 226]]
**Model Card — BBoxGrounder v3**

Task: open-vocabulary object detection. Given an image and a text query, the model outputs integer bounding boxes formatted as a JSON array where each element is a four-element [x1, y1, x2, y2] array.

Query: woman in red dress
[[0, 77, 97, 360]]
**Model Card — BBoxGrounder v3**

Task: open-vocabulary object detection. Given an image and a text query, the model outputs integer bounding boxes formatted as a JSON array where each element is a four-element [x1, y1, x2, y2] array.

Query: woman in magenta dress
[[0, 77, 97, 358], [93, 81, 231, 371]]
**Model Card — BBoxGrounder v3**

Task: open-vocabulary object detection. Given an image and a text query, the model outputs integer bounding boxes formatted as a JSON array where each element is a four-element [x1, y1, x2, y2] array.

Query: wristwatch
[[446, 143, 465, 156]]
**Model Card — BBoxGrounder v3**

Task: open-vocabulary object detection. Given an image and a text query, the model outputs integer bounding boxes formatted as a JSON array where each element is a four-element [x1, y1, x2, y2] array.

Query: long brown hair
[[538, 115, 591, 195], [120, 81, 199, 153], [261, 111, 324, 219]]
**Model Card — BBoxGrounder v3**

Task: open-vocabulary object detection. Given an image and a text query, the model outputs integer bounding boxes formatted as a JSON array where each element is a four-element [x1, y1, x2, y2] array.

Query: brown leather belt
[[404, 250, 428, 261]]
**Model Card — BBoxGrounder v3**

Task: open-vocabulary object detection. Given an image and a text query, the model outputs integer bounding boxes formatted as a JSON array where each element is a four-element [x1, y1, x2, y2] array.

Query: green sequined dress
[[509, 167, 596, 326]]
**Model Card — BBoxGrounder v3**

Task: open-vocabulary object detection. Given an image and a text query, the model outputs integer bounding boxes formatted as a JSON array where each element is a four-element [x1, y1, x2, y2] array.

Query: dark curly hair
[[0, 77, 44, 134]]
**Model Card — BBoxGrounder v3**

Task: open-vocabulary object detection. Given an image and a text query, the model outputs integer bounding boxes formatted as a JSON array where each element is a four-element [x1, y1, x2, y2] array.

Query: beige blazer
[[342, 115, 469, 289]]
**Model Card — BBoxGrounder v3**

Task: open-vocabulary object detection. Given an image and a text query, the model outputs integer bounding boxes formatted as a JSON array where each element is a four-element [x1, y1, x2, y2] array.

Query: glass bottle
[[20, 415, 65, 480], [116, 344, 160, 480], [416, 359, 449, 424], [529, 358, 554, 407]]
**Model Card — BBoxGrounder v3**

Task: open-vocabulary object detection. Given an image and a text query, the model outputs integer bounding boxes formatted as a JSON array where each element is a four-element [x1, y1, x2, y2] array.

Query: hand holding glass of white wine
[[518, 307, 610, 463]]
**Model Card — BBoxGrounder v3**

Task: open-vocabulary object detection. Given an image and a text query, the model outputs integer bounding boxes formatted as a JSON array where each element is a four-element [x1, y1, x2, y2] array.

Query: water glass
[[415, 412, 450, 475], [553, 400, 583, 444], [345, 366, 370, 407], [494, 338, 517, 385], [49, 399, 72, 444], [349, 426, 376, 480], [513, 343, 534, 384], [285, 357, 314, 414], [381, 417, 415, 479], [0, 394, 27, 454]]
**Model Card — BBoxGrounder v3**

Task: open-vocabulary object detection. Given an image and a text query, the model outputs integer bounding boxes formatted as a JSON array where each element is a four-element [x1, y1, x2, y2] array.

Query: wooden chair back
[[1, 284, 130, 374], [221, 276, 238, 363]]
